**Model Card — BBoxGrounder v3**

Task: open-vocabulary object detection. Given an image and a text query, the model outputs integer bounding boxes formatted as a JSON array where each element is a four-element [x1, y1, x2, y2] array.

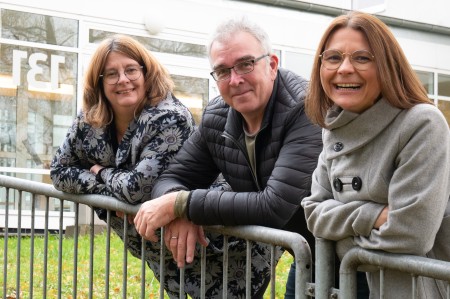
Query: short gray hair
[[207, 16, 272, 60]]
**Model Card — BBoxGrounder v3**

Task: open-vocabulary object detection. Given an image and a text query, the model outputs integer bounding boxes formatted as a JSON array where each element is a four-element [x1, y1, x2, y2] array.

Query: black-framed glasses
[[100, 65, 144, 85], [320, 49, 374, 71], [210, 54, 270, 82]]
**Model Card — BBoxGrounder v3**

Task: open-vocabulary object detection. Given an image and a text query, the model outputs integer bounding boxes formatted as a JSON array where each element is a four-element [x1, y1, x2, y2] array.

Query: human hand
[[374, 206, 388, 229], [90, 164, 104, 174], [164, 218, 209, 268], [134, 192, 178, 242], [116, 211, 134, 224]]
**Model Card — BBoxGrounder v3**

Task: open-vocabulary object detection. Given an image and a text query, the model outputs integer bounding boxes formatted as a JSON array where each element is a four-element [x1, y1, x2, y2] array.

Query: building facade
[[1, 0, 449, 229]]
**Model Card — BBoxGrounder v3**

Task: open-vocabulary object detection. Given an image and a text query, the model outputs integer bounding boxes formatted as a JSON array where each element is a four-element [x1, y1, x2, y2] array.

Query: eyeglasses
[[210, 54, 270, 82], [100, 65, 144, 85], [320, 49, 374, 71]]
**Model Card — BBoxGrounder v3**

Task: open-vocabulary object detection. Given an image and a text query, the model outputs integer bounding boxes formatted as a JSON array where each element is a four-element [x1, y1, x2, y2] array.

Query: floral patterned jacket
[[50, 93, 195, 206], [51, 94, 245, 298]]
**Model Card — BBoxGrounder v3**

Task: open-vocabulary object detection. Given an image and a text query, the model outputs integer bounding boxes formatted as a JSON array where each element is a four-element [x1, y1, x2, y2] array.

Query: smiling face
[[320, 27, 381, 114], [210, 31, 278, 131], [102, 51, 146, 117]]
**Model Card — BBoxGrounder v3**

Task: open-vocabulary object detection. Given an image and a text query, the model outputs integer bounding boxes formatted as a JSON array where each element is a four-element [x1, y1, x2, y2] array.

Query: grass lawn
[[0, 233, 293, 298]]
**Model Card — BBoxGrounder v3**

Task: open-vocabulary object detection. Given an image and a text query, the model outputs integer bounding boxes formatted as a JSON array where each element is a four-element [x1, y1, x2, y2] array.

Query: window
[[172, 75, 208, 124], [0, 40, 77, 184], [415, 70, 450, 126], [1, 8, 78, 47], [416, 70, 434, 95], [438, 74, 450, 97], [283, 51, 314, 80], [89, 29, 207, 58], [437, 99, 450, 126]]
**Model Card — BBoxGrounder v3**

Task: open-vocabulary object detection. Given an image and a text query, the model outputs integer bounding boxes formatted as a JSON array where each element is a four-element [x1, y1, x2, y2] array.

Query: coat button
[[333, 142, 344, 152], [352, 177, 362, 191], [333, 178, 343, 192]]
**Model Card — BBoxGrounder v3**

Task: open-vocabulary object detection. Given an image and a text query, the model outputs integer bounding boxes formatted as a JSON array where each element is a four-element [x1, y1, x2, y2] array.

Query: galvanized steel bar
[[159, 226, 165, 299], [180, 263, 186, 297], [2, 187, 9, 299], [58, 198, 64, 299], [315, 238, 335, 298], [246, 240, 251, 298], [30, 192, 36, 299], [140, 235, 146, 299], [105, 210, 111, 299], [340, 246, 450, 299], [123, 216, 129, 298], [200, 245, 206, 299], [73, 203, 79, 299], [412, 275, 418, 299], [296, 259, 303, 299], [0, 175, 140, 215], [222, 235, 229, 298], [89, 208, 94, 299], [205, 225, 312, 299], [43, 194, 49, 299], [270, 245, 276, 299], [15, 190, 22, 298], [3, 174, 450, 299]]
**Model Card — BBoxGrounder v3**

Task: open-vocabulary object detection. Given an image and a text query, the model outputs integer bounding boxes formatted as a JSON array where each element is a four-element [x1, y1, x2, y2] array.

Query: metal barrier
[[0, 175, 311, 299], [1, 174, 450, 299]]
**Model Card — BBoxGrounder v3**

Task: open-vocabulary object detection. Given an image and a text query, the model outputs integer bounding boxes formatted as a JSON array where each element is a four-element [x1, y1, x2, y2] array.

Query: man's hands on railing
[[164, 218, 209, 268], [134, 192, 178, 242], [134, 192, 210, 268]]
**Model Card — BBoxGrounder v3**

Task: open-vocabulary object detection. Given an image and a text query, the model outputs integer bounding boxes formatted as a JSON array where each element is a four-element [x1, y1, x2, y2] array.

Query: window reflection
[[437, 99, 450, 126], [0, 96, 16, 154], [172, 75, 209, 124], [0, 43, 77, 191], [1, 8, 78, 47], [416, 70, 434, 95], [438, 74, 450, 97], [89, 29, 207, 58]]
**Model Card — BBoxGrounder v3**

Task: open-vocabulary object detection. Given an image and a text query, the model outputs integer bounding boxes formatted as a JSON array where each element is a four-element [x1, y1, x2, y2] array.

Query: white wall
[[2, 0, 450, 72]]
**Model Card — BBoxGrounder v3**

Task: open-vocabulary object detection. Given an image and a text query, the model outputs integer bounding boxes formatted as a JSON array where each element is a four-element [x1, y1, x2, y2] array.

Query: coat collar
[[324, 98, 402, 159]]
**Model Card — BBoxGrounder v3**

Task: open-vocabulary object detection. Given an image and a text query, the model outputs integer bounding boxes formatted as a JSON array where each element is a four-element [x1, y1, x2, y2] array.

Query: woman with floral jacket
[[50, 34, 195, 298]]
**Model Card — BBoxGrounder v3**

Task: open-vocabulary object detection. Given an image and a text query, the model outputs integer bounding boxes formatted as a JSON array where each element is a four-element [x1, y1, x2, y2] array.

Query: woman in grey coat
[[302, 11, 450, 299]]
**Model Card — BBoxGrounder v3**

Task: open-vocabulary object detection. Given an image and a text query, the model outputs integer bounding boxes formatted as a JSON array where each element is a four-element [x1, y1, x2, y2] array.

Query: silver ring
[[171, 236, 178, 239]]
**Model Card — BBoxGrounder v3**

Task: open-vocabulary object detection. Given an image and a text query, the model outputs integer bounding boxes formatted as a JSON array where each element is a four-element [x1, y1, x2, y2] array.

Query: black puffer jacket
[[152, 68, 322, 237]]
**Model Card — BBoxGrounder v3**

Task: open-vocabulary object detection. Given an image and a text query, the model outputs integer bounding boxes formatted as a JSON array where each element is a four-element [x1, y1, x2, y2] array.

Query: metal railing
[[1, 174, 450, 299]]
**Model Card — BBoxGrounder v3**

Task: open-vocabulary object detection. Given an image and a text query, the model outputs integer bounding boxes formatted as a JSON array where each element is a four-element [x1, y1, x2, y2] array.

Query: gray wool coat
[[302, 98, 450, 299]]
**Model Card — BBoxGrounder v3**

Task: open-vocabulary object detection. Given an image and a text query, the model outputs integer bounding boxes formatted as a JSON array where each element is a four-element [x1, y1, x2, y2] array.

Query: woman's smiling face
[[320, 27, 381, 114], [102, 51, 145, 116]]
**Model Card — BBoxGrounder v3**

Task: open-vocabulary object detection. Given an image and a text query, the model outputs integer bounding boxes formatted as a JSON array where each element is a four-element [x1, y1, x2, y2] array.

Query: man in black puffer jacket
[[135, 16, 322, 298]]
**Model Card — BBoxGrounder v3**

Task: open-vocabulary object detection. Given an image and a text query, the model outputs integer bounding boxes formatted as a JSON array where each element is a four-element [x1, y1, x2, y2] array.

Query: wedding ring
[[171, 236, 178, 239]]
